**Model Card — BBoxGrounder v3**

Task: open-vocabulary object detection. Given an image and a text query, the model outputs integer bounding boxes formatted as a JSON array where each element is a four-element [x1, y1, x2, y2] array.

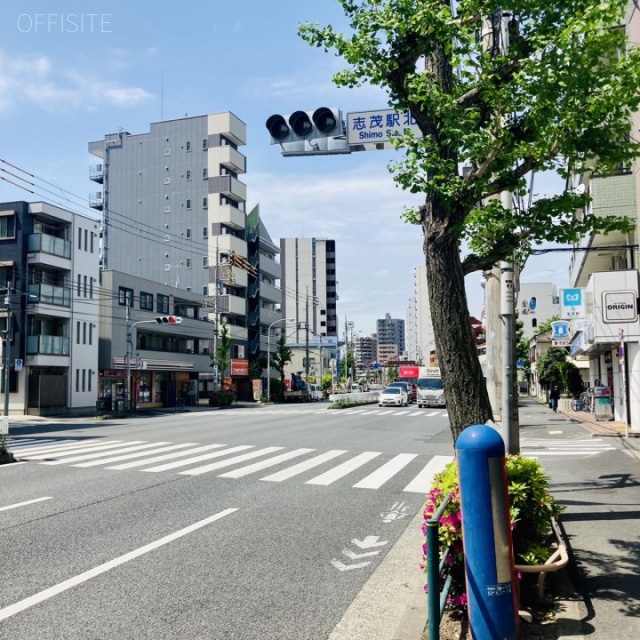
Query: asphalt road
[[1, 403, 456, 640]]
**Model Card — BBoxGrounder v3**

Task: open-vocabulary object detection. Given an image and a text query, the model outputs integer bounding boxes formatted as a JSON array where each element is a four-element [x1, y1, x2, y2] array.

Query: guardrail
[[425, 493, 454, 640]]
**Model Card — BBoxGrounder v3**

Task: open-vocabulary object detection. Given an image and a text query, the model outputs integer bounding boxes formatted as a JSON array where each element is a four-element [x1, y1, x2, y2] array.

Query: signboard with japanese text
[[346, 109, 422, 145], [560, 288, 585, 319], [230, 359, 249, 377], [551, 320, 571, 347]]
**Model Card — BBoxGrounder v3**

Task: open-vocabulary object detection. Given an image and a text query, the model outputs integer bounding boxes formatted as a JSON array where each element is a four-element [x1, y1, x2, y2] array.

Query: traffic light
[[265, 107, 350, 156], [155, 316, 182, 325]]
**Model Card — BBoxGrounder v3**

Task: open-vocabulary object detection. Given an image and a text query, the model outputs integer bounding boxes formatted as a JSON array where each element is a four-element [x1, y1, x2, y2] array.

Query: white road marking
[[41, 442, 171, 466], [74, 443, 199, 467], [217, 448, 315, 478], [352, 536, 388, 549], [179, 447, 284, 476], [403, 455, 453, 493], [306, 452, 382, 486], [352, 453, 418, 490], [8, 438, 79, 451], [11, 440, 111, 455], [0, 496, 53, 512], [142, 445, 254, 473], [0, 509, 237, 622], [260, 450, 348, 482], [24, 441, 143, 460], [108, 443, 227, 470]]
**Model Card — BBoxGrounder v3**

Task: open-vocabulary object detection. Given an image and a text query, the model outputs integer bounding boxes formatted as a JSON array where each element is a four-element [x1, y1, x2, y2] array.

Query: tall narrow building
[[280, 237, 338, 342]]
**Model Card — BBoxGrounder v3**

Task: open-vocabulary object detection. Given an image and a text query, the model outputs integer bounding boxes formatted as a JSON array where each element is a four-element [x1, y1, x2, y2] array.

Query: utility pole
[[126, 300, 133, 411], [3, 284, 13, 417], [305, 288, 310, 384]]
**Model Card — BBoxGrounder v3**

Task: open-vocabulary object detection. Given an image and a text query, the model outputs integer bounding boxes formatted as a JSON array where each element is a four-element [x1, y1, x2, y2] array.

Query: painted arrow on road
[[352, 536, 388, 549], [331, 558, 372, 571]]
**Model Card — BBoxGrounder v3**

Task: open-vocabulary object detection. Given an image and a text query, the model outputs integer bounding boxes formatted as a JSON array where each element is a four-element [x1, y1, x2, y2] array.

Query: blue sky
[[0, 1, 569, 335]]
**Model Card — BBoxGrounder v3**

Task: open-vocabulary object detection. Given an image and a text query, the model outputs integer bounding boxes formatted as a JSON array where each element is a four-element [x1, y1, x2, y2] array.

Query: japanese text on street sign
[[346, 109, 422, 145]]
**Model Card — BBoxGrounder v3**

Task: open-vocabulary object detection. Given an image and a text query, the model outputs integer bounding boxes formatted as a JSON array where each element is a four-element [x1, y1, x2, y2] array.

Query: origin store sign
[[603, 291, 637, 323]]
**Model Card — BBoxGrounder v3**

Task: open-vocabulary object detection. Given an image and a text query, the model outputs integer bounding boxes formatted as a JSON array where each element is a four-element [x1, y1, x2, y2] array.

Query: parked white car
[[378, 386, 408, 407]]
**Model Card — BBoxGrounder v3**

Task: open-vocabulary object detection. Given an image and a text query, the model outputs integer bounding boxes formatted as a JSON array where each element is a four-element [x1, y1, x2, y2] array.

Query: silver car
[[378, 386, 408, 407]]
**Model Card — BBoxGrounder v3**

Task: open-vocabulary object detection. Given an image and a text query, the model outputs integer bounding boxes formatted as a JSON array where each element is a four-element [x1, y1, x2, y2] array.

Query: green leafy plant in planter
[[0, 433, 15, 464], [421, 455, 563, 609]]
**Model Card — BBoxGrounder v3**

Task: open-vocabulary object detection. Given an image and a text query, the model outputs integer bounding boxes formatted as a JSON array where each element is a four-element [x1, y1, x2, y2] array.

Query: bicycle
[[571, 393, 589, 411]]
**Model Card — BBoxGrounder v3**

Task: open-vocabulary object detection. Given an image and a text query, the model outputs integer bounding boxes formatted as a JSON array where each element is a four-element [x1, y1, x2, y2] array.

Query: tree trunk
[[423, 210, 494, 444]]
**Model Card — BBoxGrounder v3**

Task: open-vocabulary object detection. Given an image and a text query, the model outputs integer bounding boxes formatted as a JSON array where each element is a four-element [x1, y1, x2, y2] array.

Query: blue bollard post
[[456, 424, 520, 640]]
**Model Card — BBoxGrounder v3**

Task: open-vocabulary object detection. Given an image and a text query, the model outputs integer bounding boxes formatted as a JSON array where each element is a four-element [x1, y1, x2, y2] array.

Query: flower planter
[[0, 451, 16, 465]]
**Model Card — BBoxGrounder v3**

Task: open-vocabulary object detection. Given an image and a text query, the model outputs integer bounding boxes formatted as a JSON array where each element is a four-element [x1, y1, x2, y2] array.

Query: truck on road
[[284, 372, 311, 402], [416, 367, 445, 408]]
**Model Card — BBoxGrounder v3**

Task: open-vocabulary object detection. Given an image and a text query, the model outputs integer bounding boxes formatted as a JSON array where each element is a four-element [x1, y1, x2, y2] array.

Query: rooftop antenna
[[161, 70, 164, 121]]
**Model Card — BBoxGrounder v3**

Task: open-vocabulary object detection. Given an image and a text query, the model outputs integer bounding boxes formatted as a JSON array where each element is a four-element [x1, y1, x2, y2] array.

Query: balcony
[[28, 233, 71, 260], [215, 233, 247, 258], [259, 254, 281, 279], [210, 204, 245, 230], [260, 308, 282, 328], [27, 335, 70, 356], [89, 192, 104, 210], [208, 112, 247, 147], [27, 283, 72, 307], [218, 293, 246, 317], [209, 146, 246, 174], [89, 164, 104, 183], [209, 175, 247, 203], [258, 281, 282, 305]]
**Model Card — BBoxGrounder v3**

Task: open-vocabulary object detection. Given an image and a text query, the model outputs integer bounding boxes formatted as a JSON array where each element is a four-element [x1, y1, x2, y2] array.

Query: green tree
[[300, 1, 638, 441], [536, 347, 567, 390], [270, 334, 293, 401], [210, 322, 232, 388]]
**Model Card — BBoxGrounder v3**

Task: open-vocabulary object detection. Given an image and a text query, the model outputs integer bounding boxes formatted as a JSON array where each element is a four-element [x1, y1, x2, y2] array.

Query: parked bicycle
[[572, 392, 590, 411]]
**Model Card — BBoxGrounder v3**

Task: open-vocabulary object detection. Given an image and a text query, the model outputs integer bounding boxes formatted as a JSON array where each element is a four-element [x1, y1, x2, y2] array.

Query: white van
[[307, 383, 323, 401]]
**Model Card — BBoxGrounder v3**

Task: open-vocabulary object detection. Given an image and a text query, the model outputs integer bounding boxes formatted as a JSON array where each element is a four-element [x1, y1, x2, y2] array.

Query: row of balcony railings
[[28, 233, 71, 259], [27, 335, 70, 355], [27, 283, 71, 307]]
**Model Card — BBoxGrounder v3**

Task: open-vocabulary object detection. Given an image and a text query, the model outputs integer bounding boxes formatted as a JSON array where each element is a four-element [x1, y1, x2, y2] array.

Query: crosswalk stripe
[[142, 445, 253, 473], [41, 442, 170, 466], [8, 438, 66, 449], [108, 443, 227, 470], [425, 411, 440, 417], [179, 447, 284, 476], [73, 443, 199, 467], [13, 440, 122, 456], [306, 452, 382, 486], [23, 441, 144, 460], [352, 453, 418, 489], [9, 439, 88, 453], [260, 450, 348, 482], [403, 455, 453, 493], [217, 448, 315, 479]]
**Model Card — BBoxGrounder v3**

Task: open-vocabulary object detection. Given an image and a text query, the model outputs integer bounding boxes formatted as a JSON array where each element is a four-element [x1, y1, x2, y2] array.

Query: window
[[84, 229, 88, 251], [88, 370, 92, 392], [532, 318, 538, 328], [77, 274, 81, 296], [78, 227, 82, 250], [203, 256, 209, 268], [0, 214, 16, 239], [202, 138, 208, 150], [164, 177, 171, 185], [186, 170, 191, 181], [75, 369, 80, 392], [89, 324, 93, 345], [186, 258, 192, 269], [202, 197, 208, 209], [118, 287, 134, 307], [90, 233, 94, 253], [83, 275, 88, 298], [90, 278, 94, 299], [203, 286, 208, 295], [202, 168, 208, 179], [140, 292, 154, 311], [76, 321, 81, 344], [157, 294, 169, 314], [186, 141, 191, 152], [82, 369, 86, 392], [202, 226, 208, 238], [186, 227, 191, 239], [186, 199, 191, 210], [83, 322, 87, 344]]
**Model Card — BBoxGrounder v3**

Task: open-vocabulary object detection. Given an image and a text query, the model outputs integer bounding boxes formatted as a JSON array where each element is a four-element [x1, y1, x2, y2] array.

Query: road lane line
[[217, 448, 314, 478], [74, 443, 199, 467], [143, 445, 255, 473], [41, 442, 171, 465], [179, 447, 284, 476], [260, 450, 348, 482], [403, 455, 453, 493], [352, 454, 418, 490], [24, 441, 144, 460], [0, 497, 53, 512], [108, 443, 226, 470], [0, 508, 237, 622], [305, 452, 382, 486]]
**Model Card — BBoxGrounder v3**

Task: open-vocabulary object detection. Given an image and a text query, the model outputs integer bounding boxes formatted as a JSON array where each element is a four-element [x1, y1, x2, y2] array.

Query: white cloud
[[0, 50, 153, 114]]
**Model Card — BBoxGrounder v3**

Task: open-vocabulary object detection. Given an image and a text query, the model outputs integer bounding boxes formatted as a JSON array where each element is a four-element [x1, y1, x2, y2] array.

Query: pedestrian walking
[[549, 384, 560, 413]]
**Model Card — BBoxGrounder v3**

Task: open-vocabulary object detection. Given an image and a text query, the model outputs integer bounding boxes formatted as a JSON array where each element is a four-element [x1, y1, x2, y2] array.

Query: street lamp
[[266, 318, 293, 403]]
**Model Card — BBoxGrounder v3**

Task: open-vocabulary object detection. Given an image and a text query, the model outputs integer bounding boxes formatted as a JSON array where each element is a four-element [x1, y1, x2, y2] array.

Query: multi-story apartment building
[[566, 3, 640, 433], [405, 297, 419, 362], [88, 113, 280, 401], [517, 282, 561, 340], [0, 201, 100, 415], [354, 334, 377, 371], [280, 237, 338, 342], [414, 265, 435, 364], [376, 312, 405, 356]]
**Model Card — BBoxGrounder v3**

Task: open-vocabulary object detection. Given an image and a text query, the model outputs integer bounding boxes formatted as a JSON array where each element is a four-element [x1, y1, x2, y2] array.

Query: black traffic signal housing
[[155, 315, 182, 325], [265, 107, 349, 156]]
